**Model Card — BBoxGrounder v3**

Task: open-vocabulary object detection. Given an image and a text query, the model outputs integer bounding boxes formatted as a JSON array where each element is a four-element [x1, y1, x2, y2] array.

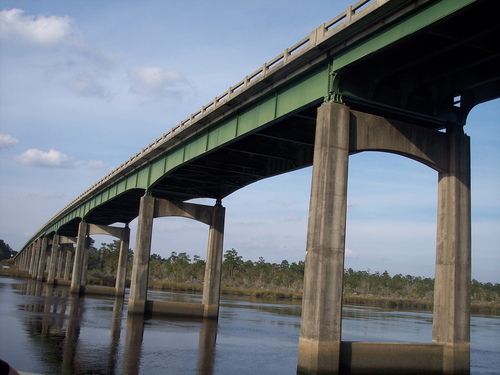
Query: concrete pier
[[433, 124, 471, 374], [70, 222, 89, 294], [202, 202, 225, 319], [115, 226, 131, 296], [36, 237, 48, 282], [63, 246, 73, 281], [297, 103, 472, 374], [128, 195, 155, 314], [46, 234, 59, 285], [86, 223, 131, 296], [298, 102, 350, 374], [128, 196, 225, 318]]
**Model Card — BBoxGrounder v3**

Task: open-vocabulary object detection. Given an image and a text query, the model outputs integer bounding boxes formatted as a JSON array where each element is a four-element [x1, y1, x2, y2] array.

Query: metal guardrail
[[24, 0, 384, 246], [72, 0, 378, 203]]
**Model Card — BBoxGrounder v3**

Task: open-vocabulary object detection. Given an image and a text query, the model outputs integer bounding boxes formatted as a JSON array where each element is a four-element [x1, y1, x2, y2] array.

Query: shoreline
[[1, 268, 498, 314], [148, 280, 499, 314]]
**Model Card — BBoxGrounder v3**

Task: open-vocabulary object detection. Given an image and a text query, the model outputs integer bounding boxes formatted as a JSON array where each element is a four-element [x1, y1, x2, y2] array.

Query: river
[[0, 277, 498, 374]]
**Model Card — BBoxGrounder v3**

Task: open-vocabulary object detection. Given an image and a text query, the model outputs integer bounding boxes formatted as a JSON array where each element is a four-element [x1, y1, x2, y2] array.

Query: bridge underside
[[55, 103, 321, 237], [33, 0, 500, 241], [340, 0, 500, 127]]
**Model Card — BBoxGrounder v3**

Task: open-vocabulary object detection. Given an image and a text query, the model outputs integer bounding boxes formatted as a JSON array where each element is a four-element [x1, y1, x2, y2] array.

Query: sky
[[0, 0, 498, 283]]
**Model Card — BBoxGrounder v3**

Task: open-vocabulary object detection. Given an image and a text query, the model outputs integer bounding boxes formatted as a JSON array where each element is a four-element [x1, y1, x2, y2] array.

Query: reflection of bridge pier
[[197, 319, 218, 374], [108, 297, 124, 374], [61, 295, 83, 374], [123, 314, 144, 375], [122, 312, 218, 375]]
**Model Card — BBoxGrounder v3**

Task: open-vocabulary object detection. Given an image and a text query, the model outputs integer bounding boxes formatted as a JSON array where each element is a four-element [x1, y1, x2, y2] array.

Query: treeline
[[0, 239, 17, 261], [83, 242, 499, 308]]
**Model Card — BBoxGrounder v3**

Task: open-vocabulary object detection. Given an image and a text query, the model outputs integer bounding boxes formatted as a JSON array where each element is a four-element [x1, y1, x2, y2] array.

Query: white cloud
[[345, 248, 359, 258], [0, 134, 19, 149], [128, 66, 193, 99], [0, 8, 76, 47], [1, 8, 116, 99], [14, 148, 73, 167]]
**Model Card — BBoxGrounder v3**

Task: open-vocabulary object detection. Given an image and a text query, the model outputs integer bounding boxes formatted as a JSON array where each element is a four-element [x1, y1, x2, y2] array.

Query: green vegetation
[[1, 239, 498, 313], [0, 239, 17, 261]]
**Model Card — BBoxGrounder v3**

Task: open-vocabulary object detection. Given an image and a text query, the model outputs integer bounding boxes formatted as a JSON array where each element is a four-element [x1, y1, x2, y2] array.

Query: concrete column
[[128, 195, 155, 314], [115, 226, 131, 296], [202, 202, 225, 318], [27, 244, 34, 275], [18, 249, 26, 270], [64, 247, 73, 280], [25, 250, 30, 270], [36, 237, 48, 281], [433, 125, 471, 374], [46, 235, 60, 285], [297, 102, 350, 375], [70, 222, 88, 294], [30, 240, 40, 278], [23, 249, 30, 270], [57, 247, 65, 279], [81, 246, 89, 285]]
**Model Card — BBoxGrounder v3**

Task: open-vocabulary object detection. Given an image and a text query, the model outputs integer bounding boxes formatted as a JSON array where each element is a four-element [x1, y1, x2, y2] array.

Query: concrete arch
[[349, 110, 450, 173]]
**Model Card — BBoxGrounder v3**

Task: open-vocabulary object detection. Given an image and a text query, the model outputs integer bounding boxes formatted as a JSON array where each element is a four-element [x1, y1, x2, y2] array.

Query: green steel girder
[[333, 0, 500, 126], [28, 0, 499, 244]]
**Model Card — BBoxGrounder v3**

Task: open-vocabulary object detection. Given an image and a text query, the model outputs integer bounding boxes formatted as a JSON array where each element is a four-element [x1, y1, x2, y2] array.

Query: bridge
[[14, 0, 499, 373]]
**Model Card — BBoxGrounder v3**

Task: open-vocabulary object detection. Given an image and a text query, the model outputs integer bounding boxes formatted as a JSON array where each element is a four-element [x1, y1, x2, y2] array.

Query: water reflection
[[1, 277, 499, 375], [198, 319, 218, 375], [123, 314, 144, 375], [62, 295, 82, 374], [109, 297, 124, 374]]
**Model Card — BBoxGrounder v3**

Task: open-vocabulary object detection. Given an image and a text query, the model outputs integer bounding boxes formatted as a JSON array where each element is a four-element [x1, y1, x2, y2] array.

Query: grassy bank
[[149, 281, 499, 314], [2, 262, 498, 314]]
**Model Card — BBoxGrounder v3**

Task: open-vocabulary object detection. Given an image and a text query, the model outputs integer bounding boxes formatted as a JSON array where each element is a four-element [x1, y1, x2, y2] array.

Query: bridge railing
[[26, 0, 383, 245]]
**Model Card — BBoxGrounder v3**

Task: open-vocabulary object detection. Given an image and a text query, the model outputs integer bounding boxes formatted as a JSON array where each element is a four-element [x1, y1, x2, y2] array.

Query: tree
[[222, 248, 243, 278], [87, 240, 132, 276], [0, 239, 15, 261]]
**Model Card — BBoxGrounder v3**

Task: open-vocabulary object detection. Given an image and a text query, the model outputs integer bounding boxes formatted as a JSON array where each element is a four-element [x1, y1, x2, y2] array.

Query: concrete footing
[[338, 342, 444, 374], [145, 300, 205, 318], [84, 285, 118, 296]]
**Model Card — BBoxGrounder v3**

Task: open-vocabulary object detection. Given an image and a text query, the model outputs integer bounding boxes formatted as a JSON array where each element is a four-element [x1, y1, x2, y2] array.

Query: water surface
[[0, 277, 498, 374]]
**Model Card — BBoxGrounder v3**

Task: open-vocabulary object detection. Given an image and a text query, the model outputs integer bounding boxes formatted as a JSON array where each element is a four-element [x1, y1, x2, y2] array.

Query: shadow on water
[[1, 277, 499, 375]]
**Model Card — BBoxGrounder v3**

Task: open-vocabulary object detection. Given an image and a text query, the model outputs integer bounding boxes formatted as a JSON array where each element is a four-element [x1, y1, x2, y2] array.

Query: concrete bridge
[[14, 0, 499, 373]]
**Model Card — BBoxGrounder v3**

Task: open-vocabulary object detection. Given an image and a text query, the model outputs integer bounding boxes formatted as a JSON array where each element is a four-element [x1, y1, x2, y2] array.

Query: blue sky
[[0, 1, 498, 282]]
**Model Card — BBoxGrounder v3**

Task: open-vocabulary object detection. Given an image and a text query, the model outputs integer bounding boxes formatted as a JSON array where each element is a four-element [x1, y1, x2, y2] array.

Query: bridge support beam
[[63, 245, 74, 281], [433, 125, 471, 374], [46, 235, 59, 285], [70, 221, 89, 294], [36, 237, 48, 282], [298, 105, 471, 374], [115, 226, 131, 297], [30, 239, 41, 279], [56, 246, 64, 279], [298, 101, 349, 374], [128, 195, 155, 314], [128, 196, 225, 318], [202, 202, 225, 319]]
